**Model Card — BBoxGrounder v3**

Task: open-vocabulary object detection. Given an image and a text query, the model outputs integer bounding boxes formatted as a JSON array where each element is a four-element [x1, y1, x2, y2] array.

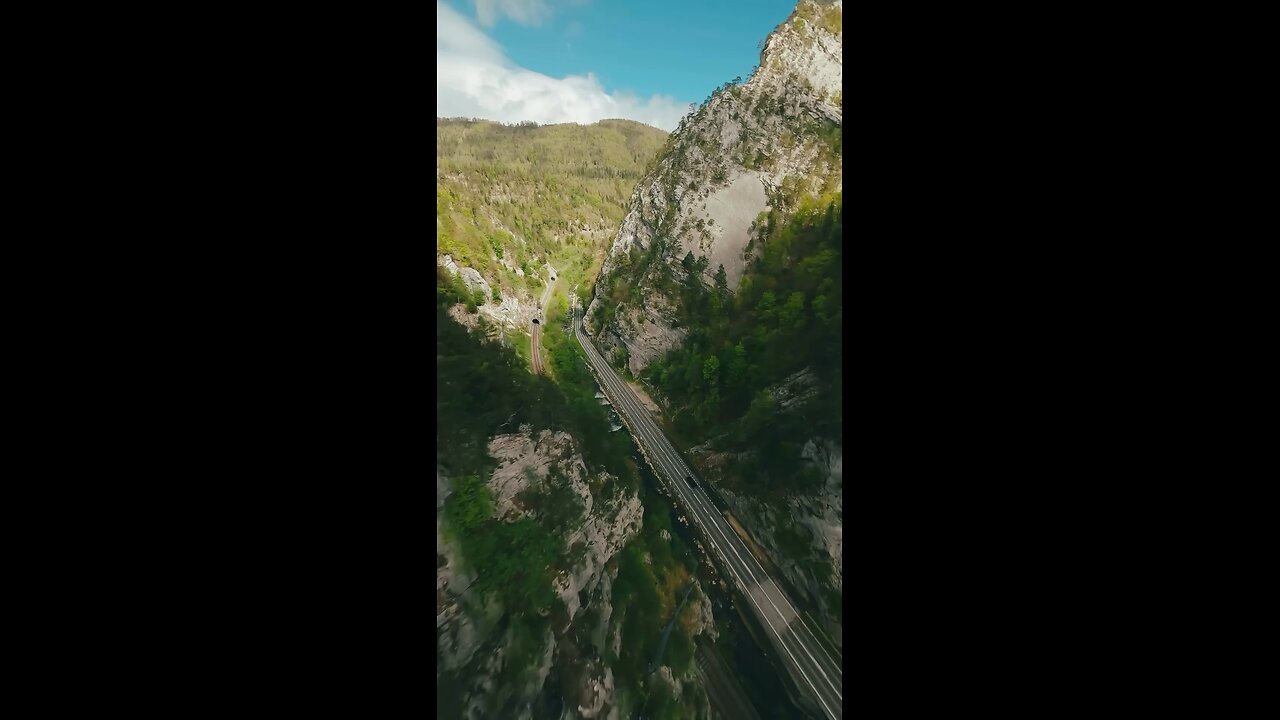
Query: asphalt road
[[571, 297, 842, 719]]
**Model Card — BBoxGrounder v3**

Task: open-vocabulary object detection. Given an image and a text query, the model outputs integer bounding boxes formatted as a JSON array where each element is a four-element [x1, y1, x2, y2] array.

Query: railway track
[[530, 265, 557, 375]]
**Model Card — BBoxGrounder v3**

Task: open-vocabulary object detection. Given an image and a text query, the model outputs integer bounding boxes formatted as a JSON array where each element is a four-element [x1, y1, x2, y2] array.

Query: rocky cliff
[[437, 429, 644, 719], [436, 118, 668, 341], [585, 0, 842, 376], [436, 304, 721, 717], [581, 0, 844, 646], [692, 433, 844, 647], [440, 252, 542, 332]]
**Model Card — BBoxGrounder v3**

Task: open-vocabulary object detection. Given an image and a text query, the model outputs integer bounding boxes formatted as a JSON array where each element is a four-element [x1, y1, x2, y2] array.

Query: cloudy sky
[[437, 0, 795, 131]]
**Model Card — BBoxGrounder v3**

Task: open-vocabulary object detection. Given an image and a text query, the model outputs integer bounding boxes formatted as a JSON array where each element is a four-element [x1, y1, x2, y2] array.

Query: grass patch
[[511, 328, 535, 372]]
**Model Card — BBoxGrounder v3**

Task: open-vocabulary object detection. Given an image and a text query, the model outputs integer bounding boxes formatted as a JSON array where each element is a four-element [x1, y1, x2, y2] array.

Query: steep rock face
[[799, 438, 843, 585], [484, 430, 645, 625], [439, 252, 540, 331], [446, 302, 480, 330], [442, 253, 492, 297], [575, 664, 617, 719], [585, 0, 842, 376], [767, 366, 821, 412], [701, 172, 770, 287], [557, 489, 644, 623], [700, 438, 843, 647], [437, 424, 644, 720], [592, 293, 688, 377], [486, 430, 573, 521], [478, 293, 539, 331], [437, 481, 500, 673], [679, 365, 844, 644]]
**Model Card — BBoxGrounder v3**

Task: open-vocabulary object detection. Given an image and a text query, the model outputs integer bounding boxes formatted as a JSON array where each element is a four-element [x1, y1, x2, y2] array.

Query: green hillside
[[643, 192, 843, 495], [436, 118, 669, 302]]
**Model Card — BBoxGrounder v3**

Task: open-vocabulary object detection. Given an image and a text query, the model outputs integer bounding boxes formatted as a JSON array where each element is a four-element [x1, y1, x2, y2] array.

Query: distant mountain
[[436, 118, 668, 332]]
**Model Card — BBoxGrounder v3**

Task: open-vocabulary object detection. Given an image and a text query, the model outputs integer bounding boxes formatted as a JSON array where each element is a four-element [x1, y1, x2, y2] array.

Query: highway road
[[571, 296, 842, 719]]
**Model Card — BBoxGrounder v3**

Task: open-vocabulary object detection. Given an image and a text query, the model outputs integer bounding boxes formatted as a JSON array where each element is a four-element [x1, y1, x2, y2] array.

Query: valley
[[437, 2, 842, 718]]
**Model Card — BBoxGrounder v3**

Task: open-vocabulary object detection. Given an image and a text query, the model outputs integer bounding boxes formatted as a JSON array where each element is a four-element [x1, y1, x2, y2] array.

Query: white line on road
[[574, 308, 841, 718], [574, 310, 841, 700]]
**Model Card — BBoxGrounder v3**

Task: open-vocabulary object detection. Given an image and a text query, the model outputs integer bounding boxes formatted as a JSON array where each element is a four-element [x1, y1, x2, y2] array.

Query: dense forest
[[438, 271, 711, 719], [640, 192, 843, 499], [437, 118, 668, 303], [438, 266, 638, 519]]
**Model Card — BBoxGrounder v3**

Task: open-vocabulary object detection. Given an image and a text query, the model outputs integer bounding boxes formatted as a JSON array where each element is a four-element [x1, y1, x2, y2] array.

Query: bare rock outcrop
[[439, 252, 539, 331], [576, 665, 618, 719], [594, 299, 688, 377], [768, 367, 821, 412], [585, 0, 842, 376], [688, 585, 719, 643], [447, 302, 479, 330], [800, 438, 843, 581], [438, 428, 644, 719], [478, 292, 537, 332], [440, 253, 492, 297], [709, 437, 843, 648], [486, 430, 575, 521]]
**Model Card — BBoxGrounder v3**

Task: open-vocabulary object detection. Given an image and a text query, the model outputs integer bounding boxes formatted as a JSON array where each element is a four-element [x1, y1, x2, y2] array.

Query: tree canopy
[[643, 192, 842, 496]]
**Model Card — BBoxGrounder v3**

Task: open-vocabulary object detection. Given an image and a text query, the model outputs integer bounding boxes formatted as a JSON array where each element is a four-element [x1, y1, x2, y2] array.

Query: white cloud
[[473, 0, 551, 28], [438, 1, 689, 131]]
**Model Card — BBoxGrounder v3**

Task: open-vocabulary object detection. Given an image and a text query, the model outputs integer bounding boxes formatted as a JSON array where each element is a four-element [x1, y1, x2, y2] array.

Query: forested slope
[[437, 118, 668, 326], [582, 0, 845, 646], [438, 226, 717, 719]]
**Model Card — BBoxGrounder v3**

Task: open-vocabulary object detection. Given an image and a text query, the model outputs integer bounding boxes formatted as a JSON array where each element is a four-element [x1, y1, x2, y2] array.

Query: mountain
[[582, 0, 844, 646], [437, 118, 668, 333], [436, 293, 723, 719], [584, 0, 841, 366], [437, 119, 720, 718], [437, 2, 843, 717]]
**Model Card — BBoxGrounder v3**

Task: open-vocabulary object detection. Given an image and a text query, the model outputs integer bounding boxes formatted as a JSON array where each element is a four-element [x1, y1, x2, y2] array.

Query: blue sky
[[437, 0, 797, 131]]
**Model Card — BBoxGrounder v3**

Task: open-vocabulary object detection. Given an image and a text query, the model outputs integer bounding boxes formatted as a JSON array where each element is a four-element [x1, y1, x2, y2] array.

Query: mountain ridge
[[584, 0, 842, 374], [580, 0, 845, 650]]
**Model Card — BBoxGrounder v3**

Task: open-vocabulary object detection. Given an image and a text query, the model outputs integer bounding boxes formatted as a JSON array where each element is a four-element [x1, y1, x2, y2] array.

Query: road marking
[[574, 310, 840, 717], [620, 383, 844, 699], [587, 323, 844, 705], [750, 581, 798, 626], [640, 414, 845, 693]]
